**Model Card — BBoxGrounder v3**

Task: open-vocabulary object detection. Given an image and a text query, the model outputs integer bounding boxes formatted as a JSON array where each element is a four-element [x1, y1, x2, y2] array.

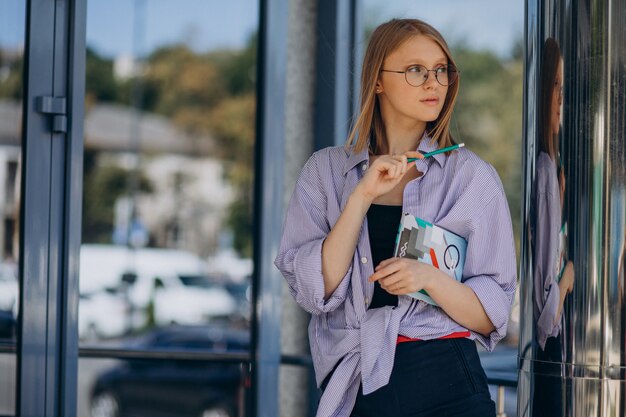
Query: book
[[393, 213, 468, 306], [556, 222, 567, 282]]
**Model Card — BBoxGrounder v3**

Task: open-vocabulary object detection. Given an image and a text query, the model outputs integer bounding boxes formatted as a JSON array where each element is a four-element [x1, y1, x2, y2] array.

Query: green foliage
[[0, 52, 23, 99], [85, 48, 118, 104], [82, 150, 153, 243], [83, 36, 257, 256], [451, 43, 524, 256], [81, 32, 522, 260]]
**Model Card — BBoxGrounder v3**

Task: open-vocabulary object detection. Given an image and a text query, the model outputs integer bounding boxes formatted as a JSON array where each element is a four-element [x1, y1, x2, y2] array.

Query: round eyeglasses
[[380, 64, 459, 87]]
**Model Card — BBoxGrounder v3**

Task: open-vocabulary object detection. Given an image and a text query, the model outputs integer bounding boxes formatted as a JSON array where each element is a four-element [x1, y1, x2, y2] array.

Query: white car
[[78, 291, 129, 340], [152, 277, 237, 326], [79, 245, 237, 330], [0, 263, 18, 313]]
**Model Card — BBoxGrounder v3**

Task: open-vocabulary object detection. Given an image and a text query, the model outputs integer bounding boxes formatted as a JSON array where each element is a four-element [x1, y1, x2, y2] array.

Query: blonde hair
[[346, 18, 460, 154]]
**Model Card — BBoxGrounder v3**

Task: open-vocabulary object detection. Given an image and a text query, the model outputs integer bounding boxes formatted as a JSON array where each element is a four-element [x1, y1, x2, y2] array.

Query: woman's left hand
[[368, 257, 443, 295]]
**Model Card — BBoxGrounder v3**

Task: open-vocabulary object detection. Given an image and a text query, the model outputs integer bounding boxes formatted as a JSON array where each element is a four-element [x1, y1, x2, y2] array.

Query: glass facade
[[79, 1, 258, 416], [0, 2, 543, 416], [0, 1, 24, 415]]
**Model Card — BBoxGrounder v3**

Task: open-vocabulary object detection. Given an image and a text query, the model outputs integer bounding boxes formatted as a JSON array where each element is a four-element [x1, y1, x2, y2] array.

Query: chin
[[417, 112, 441, 122]]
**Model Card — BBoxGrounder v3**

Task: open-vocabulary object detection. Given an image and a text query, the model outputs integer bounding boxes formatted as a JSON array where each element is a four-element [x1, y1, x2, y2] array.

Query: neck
[[383, 123, 427, 155], [378, 105, 427, 155]]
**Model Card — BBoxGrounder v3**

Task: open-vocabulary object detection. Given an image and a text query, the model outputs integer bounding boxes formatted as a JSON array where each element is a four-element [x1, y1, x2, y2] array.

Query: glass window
[[80, 1, 258, 416], [0, 0, 24, 415]]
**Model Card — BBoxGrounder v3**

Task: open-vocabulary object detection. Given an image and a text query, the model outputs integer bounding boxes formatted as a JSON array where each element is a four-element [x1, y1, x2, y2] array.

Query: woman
[[531, 37, 575, 417], [274, 18, 516, 417], [532, 37, 574, 351]]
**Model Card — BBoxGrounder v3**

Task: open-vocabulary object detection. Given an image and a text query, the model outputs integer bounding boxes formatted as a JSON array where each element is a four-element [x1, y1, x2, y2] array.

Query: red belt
[[396, 331, 471, 345]]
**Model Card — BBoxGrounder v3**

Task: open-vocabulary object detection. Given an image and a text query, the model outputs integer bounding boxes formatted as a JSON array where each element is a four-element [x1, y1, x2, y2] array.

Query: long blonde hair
[[346, 18, 460, 154]]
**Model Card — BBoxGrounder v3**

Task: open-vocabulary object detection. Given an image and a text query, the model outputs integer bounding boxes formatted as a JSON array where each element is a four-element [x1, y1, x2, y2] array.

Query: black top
[[366, 204, 403, 309]]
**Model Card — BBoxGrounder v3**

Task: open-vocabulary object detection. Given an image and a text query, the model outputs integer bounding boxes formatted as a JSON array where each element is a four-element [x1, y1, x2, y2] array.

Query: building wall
[[280, 0, 318, 415]]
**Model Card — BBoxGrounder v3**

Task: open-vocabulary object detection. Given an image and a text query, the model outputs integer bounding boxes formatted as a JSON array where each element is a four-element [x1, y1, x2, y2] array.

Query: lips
[[420, 96, 440, 106]]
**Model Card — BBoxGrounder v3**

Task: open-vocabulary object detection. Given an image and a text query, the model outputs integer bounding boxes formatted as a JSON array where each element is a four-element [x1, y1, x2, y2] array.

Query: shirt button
[[362, 163, 368, 170], [361, 256, 368, 264], [364, 297, 369, 306]]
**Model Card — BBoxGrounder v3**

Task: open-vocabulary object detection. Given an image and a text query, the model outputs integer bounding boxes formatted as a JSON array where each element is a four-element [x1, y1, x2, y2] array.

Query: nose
[[423, 71, 438, 89]]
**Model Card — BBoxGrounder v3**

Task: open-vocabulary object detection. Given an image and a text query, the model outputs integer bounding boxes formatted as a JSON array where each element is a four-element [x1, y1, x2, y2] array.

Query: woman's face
[[551, 59, 563, 136], [377, 35, 449, 127]]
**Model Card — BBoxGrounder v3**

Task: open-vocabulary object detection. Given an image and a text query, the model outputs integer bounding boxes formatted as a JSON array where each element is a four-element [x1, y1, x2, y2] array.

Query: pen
[[407, 143, 465, 162]]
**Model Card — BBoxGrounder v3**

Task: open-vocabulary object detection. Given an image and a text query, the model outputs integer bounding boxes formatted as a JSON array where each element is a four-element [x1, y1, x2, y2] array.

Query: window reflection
[[0, 0, 24, 415], [80, 1, 257, 415], [82, 326, 249, 417], [81, 0, 257, 340]]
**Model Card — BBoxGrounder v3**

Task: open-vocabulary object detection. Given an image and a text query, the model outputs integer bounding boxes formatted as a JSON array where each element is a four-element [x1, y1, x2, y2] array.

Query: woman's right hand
[[353, 151, 422, 202], [560, 260, 575, 294]]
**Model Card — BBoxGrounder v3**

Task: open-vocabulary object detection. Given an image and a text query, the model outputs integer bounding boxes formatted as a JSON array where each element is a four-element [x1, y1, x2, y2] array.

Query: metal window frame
[[16, 0, 86, 416], [314, 0, 362, 149], [250, 0, 287, 416]]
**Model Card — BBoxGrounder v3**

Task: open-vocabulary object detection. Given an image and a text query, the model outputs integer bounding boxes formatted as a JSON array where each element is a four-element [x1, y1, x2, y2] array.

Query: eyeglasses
[[380, 64, 459, 87]]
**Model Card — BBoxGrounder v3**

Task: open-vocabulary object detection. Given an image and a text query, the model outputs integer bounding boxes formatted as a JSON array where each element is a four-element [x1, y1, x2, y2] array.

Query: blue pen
[[407, 143, 465, 162]]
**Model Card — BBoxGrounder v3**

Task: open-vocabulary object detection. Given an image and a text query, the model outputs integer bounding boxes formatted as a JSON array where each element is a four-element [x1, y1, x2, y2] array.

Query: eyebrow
[[402, 57, 448, 66]]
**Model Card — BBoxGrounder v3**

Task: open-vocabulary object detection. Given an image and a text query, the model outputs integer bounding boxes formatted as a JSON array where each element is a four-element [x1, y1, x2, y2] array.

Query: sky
[[1, 1, 523, 58], [363, 0, 525, 58]]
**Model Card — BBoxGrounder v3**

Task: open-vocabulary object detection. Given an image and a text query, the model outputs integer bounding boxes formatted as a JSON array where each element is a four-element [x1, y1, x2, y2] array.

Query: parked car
[[0, 262, 18, 312], [0, 309, 16, 339], [152, 278, 237, 326], [80, 245, 237, 330], [79, 290, 130, 340], [90, 325, 249, 417]]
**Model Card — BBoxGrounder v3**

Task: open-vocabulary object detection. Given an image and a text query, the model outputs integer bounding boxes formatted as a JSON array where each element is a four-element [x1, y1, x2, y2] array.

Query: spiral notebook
[[394, 214, 468, 306]]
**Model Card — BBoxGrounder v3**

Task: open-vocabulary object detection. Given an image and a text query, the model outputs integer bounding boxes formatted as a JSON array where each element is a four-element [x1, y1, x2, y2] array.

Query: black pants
[[324, 338, 496, 417], [531, 336, 563, 417]]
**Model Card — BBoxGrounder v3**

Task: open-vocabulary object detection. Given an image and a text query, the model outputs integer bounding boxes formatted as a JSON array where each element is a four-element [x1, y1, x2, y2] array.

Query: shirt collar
[[343, 145, 369, 176], [417, 135, 446, 168]]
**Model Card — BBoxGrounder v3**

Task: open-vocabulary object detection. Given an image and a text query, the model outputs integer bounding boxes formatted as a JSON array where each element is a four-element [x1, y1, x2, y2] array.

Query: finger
[[369, 260, 402, 282], [393, 159, 405, 178], [379, 273, 404, 289], [375, 257, 399, 271], [386, 282, 410, 295], [389, 163, 399, 178], [392, 154, 408, 174], [401, 155, 408, 174], [404, 151, 424, 159]]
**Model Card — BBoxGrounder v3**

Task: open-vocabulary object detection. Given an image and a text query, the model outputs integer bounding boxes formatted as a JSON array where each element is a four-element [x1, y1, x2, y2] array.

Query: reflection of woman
[[275, 18, 516, 417], [533, 38, 574, 350], [531, 37, 574, 417]]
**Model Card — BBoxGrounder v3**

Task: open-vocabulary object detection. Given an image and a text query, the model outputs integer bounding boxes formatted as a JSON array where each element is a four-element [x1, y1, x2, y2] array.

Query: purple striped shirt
[[274, 136, 517, 417], [532, 152, 563, 349]]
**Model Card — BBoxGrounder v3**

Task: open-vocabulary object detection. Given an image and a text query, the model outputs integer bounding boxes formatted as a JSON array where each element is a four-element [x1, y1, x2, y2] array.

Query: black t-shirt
[[366, 204, 403, 309]]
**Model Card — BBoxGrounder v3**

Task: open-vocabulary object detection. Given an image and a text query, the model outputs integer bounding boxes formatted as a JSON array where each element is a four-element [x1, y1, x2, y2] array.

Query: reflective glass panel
[[80, 1, 258, 415], [0, 0, 24, 415]]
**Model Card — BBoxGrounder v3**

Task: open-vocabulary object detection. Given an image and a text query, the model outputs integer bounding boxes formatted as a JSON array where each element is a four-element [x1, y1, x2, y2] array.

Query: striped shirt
[[274, 136, 517, 417], [532, 152, 563, 349]]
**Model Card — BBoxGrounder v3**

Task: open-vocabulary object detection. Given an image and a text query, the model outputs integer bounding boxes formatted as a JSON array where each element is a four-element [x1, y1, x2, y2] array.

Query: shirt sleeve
[[532, 189, 562, 349], [273, 151, 352, 315], [462, 191, 518, 351]]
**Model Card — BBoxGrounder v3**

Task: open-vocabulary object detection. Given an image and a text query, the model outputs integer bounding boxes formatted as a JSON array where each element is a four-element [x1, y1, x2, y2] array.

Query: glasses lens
[[405, 65, 458, 87], [440, 66, 458, 86], [405, 65, 428, 87]]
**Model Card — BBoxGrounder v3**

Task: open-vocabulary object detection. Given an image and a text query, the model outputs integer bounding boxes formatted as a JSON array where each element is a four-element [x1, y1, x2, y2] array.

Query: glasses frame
[[380, 64, 459, 87]]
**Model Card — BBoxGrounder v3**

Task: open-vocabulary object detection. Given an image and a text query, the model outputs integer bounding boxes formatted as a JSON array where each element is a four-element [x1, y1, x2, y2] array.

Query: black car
[[90, 325, 249, 417], [0, 309, 16, 339]]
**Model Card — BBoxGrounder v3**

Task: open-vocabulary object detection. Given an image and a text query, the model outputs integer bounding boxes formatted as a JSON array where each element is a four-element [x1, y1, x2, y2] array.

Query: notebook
[[393, 213, 468, 306]]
